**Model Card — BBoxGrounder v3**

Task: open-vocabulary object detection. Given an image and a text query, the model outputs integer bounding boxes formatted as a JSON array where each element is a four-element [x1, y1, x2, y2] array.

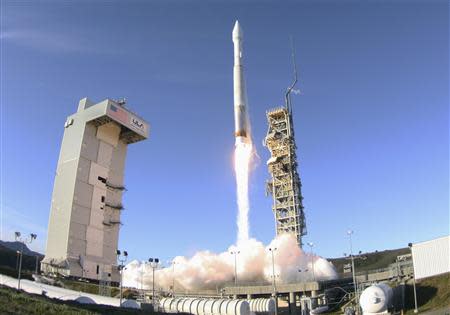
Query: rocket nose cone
[[233, 20, 243, 40]]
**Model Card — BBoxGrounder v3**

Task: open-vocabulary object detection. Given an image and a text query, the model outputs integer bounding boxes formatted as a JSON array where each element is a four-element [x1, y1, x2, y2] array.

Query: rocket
[[233, 21, 251, 145]]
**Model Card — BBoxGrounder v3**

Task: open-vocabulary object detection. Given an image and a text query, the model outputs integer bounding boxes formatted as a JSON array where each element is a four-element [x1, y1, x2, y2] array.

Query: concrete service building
[[41, 98, 148, 282]]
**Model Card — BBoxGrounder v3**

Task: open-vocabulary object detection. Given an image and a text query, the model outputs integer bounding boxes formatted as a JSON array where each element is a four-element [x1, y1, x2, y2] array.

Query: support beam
[[310, 290, 318, 310], [289, 292, 298, 315], [272, 293, 279, 315]]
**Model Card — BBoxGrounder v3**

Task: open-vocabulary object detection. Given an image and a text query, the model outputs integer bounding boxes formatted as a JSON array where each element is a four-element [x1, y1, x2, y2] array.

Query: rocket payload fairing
[[233, 21, 251, 145]]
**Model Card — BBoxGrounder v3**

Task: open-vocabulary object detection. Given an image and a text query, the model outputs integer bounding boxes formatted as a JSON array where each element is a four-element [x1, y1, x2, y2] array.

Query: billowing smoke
[[123, 233, 337, 291]]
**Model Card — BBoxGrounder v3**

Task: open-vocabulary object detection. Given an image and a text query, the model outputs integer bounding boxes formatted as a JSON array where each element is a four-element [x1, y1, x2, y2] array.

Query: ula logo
[[131, 118, 144, 130]]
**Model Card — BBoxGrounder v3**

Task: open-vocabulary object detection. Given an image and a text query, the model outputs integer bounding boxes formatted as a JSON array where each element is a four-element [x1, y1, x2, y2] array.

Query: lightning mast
[[263, 40, 307, 246]]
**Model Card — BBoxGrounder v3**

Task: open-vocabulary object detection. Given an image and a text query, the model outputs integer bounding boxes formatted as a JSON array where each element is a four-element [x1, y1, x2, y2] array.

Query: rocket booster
[[233, 21, 251, 145]]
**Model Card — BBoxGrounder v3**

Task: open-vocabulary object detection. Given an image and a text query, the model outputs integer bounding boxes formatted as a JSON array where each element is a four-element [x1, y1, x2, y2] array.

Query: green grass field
[[403, 273, 450, 314], [60, 278, 120, 297]]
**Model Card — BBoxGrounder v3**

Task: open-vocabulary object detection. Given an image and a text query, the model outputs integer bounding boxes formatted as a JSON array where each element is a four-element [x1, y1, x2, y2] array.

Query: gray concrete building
[[41, 98, 148, 282]]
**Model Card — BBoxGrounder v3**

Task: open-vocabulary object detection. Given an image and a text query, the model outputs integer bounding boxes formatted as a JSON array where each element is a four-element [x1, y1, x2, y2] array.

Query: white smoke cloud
[[123, 233, 337, 291]]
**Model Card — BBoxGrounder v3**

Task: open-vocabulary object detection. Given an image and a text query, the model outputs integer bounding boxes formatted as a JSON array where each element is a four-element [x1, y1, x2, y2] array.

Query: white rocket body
[[233, 21, 251, 145]]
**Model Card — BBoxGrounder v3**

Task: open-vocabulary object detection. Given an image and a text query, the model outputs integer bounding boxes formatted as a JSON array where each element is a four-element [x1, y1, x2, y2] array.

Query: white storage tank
[[121, 299, 140, 309], [212, 299, 226, 315], [191, 299, 202, 314], [227, 299, 250, 315], [160, 297, 170, 312], [359, 283, 393, 314], [174, 298, 186, 312], [74, 296, 96, 304], [248, 298, 275, 315], [204, 300, 216, 315], [219, 299, 231, 315], [162, 298, 172, 313], [198, 299, 208, 315], [159, 298, 250, 315], [182, 299, 195, 313], [161, 297, 179, 313], [178, 299, 188, 313]]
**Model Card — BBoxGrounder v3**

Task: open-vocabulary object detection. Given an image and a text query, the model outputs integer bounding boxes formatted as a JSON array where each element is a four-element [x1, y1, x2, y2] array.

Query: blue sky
[[1, 0, 448, 264]]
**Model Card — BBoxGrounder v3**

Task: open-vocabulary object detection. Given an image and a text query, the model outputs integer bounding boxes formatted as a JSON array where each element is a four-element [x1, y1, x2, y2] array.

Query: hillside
[[0, 241, 43, 280], [0, 241, 43, 257], [404, 273, 450, 314], [329, 247, 410, 274]]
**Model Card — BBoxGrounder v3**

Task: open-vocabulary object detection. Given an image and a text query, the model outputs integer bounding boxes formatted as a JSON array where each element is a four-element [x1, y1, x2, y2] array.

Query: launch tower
[[41, 98, 148, 281], [263, 59, 307, 246]]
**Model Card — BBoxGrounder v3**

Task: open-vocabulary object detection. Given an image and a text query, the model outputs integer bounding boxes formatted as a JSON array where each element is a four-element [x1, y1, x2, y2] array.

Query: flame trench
[[234, 139, 253, 245]]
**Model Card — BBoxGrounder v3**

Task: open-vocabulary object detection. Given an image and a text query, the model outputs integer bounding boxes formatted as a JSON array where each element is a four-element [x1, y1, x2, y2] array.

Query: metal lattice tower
[[264, 106, 307, 246], [263, 38, 307, 246]]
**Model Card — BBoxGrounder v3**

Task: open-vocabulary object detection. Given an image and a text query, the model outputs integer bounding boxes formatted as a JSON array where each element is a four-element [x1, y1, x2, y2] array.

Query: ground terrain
[[0, 241, 447, 314]]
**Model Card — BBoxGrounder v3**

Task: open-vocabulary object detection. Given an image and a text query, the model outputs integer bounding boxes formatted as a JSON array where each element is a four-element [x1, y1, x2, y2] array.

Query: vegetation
[[329, 247, 410, 274], [0, 265, 34, 281], [0, 241, 42, 257], [0, 242, 42, 285], [324, 273, 450, 314], [0, 285, 176, 315], [60, 278, 120, 297], [403, 273, 450, 314], [0, 244, 42, 274]]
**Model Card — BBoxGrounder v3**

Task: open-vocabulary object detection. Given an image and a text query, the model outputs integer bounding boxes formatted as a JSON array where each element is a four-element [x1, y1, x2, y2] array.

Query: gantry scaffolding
[[264, 105, 307, 246]]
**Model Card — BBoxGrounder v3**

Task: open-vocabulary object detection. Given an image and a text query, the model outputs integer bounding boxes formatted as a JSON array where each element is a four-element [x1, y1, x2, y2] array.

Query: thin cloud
[[1, 28, 115, 55], [0, 203, 47, 254]]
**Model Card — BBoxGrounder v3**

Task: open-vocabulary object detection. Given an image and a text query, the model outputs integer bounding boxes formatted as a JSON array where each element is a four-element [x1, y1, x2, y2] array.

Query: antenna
[[285, 36, 298, 113], [117, 98, 126, 107]]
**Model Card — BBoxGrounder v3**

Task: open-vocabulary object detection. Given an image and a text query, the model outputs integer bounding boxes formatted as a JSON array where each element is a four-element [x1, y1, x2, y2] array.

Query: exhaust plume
[[123, 234, 337, 291], [234, 138, 253, 244]]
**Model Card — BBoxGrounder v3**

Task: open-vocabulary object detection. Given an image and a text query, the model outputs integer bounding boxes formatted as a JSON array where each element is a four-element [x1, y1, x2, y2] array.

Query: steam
[[123, 233, 337, 291]]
